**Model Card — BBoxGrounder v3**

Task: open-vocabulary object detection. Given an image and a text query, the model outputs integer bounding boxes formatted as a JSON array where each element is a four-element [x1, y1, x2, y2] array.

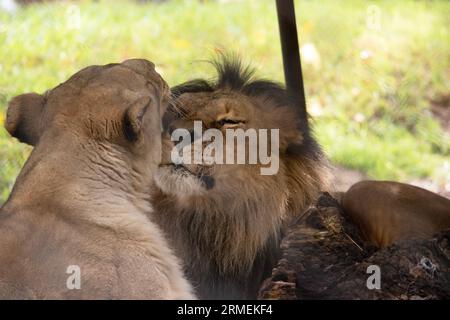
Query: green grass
[[0, 0, 449, 202]]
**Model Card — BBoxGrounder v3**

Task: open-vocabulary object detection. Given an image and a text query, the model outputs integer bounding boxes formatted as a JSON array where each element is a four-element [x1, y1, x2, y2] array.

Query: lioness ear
[[5, 93, 45, 146], [123, 96, 151, 142]]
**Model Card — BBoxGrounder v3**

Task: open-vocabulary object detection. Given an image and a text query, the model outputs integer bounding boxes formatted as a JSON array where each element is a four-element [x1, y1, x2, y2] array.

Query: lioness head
[[6, 59, 169, 200], [152, 56, 331, 296], [1, 60, 198, 300]]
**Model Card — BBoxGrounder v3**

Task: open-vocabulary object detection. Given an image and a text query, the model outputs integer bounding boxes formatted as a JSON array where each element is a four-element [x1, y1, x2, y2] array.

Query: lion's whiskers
[[168, 96, 189, 118]]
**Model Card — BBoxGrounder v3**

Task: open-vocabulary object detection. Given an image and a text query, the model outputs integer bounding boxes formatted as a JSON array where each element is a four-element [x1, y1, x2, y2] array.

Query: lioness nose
[[122, 59, 156, 76], [121, 59, 169, 99]]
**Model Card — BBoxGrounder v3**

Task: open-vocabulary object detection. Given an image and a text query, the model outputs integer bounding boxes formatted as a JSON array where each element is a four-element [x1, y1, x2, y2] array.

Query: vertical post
[[275, 0, 308, 125]]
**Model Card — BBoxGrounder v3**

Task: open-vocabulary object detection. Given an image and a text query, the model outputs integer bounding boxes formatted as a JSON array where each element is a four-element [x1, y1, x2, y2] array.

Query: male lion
[[152, 56, 331, 299], [0, 59, 195, 299]]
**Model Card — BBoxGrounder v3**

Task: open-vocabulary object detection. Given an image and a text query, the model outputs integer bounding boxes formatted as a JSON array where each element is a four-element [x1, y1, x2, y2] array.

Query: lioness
[[0, 59, 195, 299], [342, 180, 450, 248], [152, 56, 331, 299]]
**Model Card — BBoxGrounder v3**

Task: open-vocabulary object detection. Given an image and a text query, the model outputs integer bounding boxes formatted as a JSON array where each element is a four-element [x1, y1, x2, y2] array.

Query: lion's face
[[6, 59, 169, 169], [155, 88, 316, 214]]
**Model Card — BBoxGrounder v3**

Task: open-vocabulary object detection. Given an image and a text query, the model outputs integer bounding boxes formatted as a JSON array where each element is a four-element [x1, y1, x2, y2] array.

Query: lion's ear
[[123, 96, 151, 142], [5, 93, 45, 146]]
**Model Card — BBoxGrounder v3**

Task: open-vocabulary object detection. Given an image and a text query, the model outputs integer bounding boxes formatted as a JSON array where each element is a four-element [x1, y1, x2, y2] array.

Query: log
[[258, 193, 450, 299]]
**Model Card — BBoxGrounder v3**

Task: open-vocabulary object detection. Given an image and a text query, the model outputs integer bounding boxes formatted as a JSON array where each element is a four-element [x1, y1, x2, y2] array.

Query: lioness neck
[[5, 139, 153, 222]]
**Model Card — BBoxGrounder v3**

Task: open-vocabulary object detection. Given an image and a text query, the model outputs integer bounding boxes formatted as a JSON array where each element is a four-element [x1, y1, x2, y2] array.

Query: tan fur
[[0, 60, 195, 299], [152, 86, 331, 299], [342, 180, 450, 248]]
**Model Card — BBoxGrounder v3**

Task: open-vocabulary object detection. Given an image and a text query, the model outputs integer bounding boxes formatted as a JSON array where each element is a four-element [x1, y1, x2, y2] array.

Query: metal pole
[[275, 0, 308, 125]]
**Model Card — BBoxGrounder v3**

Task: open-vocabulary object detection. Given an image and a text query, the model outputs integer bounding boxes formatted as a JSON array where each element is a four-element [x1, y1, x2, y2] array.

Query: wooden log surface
[[258, 193, 450, 299]]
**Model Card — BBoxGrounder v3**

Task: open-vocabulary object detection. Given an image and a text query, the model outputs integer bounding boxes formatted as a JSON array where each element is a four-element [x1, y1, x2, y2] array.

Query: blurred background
[[0, 0, 448, 202]]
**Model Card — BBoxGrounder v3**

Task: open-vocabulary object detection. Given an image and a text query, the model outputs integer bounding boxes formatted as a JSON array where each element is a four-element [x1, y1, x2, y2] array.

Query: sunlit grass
[[0, 0, 449, 202]]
